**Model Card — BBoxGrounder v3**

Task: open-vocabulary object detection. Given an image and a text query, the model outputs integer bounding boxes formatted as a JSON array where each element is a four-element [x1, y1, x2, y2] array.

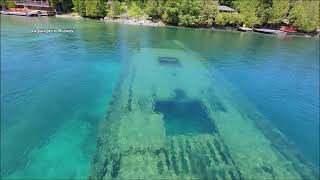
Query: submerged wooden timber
[[90, 40, 318, 180]]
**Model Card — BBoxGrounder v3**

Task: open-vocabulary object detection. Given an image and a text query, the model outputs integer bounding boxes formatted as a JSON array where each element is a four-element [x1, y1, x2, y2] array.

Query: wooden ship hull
[[90, 40, 318, 179]]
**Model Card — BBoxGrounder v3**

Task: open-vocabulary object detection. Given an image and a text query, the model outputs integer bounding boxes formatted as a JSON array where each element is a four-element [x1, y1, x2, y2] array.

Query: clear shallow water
[[1, 16, 123, 179], [1, 16, 319, 179]]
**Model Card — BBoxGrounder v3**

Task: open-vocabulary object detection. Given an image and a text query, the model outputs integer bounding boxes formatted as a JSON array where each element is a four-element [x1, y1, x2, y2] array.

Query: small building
[[218, 5, 236, 13], [15, 0, 50, 8], [14, 0, 55, 15]]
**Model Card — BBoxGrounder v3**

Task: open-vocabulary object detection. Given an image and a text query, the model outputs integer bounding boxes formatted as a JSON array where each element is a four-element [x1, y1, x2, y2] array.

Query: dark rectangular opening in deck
[[154, 99, 216, 136], [158, 57, 181, 66]]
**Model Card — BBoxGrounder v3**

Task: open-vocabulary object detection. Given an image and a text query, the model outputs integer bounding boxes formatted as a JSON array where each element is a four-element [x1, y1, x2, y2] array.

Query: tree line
[[74, 0, 320, 32], [1, 0, 319, 32]]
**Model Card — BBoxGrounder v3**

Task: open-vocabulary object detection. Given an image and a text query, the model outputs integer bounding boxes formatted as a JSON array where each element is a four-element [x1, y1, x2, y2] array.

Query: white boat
[[0, 11, 10, 15], [238, 27, 253, 32], [253, 28, 282, 34], [27, 10, 40, 16], [8, 11, 27, 16]]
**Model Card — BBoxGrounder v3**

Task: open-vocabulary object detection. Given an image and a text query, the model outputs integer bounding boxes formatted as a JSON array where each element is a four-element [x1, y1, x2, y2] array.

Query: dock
[[0, 10, 54, 16], [0, 1, 55, 16]]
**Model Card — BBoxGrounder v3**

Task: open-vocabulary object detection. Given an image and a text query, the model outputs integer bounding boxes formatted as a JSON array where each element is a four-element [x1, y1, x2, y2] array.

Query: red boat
[[280, 26, 297, 33]]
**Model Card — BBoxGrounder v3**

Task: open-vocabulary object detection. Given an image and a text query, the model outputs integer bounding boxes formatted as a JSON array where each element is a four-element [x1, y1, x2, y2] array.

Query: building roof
[[15, 0, 50, 8], [218, 5, 236, 12]]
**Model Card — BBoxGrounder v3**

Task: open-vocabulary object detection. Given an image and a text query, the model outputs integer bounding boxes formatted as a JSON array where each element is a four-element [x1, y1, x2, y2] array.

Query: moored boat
[[8, 11, 27, 16], [238, 27, 253, 32], [27, 10, 40, 16], [253, 28, 282, 34], [0, 10, 10, 15], [280, 26, 297, 33]]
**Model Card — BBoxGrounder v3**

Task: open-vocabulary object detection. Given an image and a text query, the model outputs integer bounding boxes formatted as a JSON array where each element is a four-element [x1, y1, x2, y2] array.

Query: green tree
[[54, 0, 73, 12], [73, 0, 86, 16], [198, 0, 219, 26], [128, 1, 145, 17], [66, 0, 320, 31], [234, 0, 260, 27], [72, 0, 80, 12], [162, 0, 181, 25], [178, 0, 201, 27], [85, 0, 106, 18], [107, 0, 126, 18], [289, 1, 319, 32], [256, 0, 272, 25], [79, 0, 86, 17], [268, 0, 289, 25], [1, 0, 15, 9], [145, 0, 161, 19], [219, 0, 235, 6], [215, 12, 241, 26]]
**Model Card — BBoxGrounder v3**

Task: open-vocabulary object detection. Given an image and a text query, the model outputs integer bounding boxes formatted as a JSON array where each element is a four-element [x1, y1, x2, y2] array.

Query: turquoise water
[[1, 16, 319, 179], [1, 16, 123, 179]]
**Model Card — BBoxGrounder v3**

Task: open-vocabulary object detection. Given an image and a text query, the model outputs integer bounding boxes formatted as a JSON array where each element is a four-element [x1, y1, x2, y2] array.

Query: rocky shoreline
[[103, 17, 166, 27], [56, 13, 165, 27], [56, 13, 83, 19]]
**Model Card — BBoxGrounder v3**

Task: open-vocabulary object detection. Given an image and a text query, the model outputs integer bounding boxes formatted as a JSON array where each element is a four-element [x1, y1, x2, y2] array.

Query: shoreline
[[103, 17, 166, 27], [4, 13, 318, 38], [56, 13, 165, 27], [55, 14, 319, 38], [55, 13, 83, 19]]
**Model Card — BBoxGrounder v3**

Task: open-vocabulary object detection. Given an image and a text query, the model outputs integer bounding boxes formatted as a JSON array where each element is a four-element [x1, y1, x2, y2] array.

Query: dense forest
[[1, 0, 319, 32]]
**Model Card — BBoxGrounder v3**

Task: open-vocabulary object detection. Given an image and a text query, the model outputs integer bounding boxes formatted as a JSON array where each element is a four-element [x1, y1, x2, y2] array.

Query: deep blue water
[[1, 16, 319, 179], [187, 31, 320, 165]]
